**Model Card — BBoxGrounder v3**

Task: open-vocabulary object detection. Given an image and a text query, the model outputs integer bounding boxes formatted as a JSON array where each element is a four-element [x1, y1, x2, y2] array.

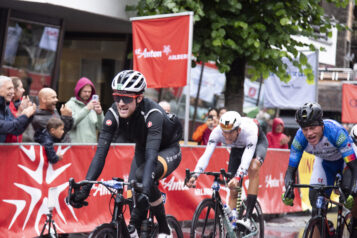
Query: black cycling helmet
[[295, 102, 323, 128], [111, 70, 146, 94]]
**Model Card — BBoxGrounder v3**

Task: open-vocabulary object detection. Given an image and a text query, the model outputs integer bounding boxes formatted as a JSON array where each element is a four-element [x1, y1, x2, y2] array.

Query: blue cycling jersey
[[289, 119, 356, 168]]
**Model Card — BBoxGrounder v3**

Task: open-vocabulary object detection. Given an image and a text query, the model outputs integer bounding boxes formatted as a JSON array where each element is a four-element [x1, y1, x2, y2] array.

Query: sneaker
[[128, 224, 139, 238], [157, 228, 172, 238], [236, 217, 255, 232]]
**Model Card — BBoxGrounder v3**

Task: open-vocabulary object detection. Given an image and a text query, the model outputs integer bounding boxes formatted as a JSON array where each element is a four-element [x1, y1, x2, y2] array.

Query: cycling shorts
[[228, 128, 268, 175]]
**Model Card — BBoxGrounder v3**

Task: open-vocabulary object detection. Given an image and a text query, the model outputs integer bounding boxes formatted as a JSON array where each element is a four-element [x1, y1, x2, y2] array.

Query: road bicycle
[[185, 169, 264, 238], [285, 174, 352, 238], [67, 177, 183, 238]]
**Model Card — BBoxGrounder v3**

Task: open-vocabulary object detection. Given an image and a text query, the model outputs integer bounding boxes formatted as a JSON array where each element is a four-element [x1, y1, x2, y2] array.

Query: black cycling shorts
[[228, 128, 268, 175]]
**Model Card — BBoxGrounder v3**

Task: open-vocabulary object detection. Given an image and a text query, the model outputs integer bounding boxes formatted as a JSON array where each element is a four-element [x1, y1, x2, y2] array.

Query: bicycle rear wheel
[[303, 217, 327, 238], [236, 200, 264, 238], [89, 223, 117, 238], [190, 198, 226, 238]]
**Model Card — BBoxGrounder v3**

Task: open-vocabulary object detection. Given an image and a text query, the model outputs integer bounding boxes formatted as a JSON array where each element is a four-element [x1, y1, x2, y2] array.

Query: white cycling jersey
[[194, 117, 259, 178]]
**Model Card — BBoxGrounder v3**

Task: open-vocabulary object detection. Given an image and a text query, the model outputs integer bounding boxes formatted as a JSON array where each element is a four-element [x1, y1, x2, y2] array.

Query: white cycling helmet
[[111, 70, 147, 94], [350, 124, 357, 143], [219, 111, 242, 132]]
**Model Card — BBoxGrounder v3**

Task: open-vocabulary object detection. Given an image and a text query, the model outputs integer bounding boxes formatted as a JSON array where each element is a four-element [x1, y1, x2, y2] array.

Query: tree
[[128, 0, 348, 113]]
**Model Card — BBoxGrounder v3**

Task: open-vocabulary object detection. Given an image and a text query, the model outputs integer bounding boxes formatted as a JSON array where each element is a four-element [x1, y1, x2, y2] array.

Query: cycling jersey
[[289, 119, 356, 168], [85, 98, 182, 195], [194, 117, 267, 178]]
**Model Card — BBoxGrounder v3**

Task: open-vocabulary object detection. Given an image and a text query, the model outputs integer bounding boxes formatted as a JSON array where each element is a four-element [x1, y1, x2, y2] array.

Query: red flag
[[342, 83, 357, 123], [132, 13, 191, 88]]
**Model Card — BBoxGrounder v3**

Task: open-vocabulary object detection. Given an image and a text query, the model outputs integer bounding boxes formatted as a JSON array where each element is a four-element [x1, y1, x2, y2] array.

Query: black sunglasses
[[112, 93, 140, 104]]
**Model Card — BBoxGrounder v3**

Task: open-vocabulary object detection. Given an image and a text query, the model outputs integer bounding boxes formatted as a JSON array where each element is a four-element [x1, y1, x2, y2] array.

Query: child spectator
[[35, 117, 64, 164], [266, 117, 290, 149]]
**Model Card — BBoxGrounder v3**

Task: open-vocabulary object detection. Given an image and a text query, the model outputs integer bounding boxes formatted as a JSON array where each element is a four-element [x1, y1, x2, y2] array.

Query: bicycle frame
[[67, 178, 140, 238], [286, 178, 351, 238], [186, 169, 261, 238]]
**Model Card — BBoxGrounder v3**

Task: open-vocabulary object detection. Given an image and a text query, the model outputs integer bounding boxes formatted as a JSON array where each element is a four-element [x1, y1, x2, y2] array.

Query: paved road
[[64, 212, 311, 238]]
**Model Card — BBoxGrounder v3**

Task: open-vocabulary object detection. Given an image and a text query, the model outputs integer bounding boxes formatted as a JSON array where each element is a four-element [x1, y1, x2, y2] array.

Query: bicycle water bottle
[[223, 204, 233, 221], [327, 220, 335, 235], [231, 208, 238, 229]]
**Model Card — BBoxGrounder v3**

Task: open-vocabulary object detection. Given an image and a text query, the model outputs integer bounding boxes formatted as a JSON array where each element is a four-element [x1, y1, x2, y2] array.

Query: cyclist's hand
[[137, 193, 150, 210], [228, 177, 240, 189], [281, 193, 294, 206], [284, 166, 297, 191], [344, 195, 354, 210], [186, 176, 197, 188], [68, 184, 91, 208]]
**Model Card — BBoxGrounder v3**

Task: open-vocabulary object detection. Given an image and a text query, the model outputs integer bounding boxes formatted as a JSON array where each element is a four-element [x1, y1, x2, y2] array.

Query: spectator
[[5, 76, 31, 142], [218, 106, 227, 119], [266, 117, 290, 149], [192, 108, 219, 145], [32, 88, 73, 142], [158, 100, 171, 113], [256, 108, 271, 134], [65, 77, 104, 143], [0, 75, 36, 142], [34, 117, 64, 164], [19, 69, 32, 96]]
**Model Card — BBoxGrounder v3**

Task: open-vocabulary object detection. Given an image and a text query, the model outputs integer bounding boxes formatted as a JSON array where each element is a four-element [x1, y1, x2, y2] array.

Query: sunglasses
[[112, 93, 141, 104]]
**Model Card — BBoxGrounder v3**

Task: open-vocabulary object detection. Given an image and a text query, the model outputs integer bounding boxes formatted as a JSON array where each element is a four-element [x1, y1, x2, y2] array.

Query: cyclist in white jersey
[[186, 111, 268, 231]]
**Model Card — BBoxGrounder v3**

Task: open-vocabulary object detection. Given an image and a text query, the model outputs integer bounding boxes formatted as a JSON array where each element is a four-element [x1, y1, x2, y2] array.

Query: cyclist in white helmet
[[69, 70, 183, 238], [186, 111, 268, 232]]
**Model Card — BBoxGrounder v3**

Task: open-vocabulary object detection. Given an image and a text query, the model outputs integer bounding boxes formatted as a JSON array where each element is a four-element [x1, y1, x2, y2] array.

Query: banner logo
[[4, 145, 72, 235]]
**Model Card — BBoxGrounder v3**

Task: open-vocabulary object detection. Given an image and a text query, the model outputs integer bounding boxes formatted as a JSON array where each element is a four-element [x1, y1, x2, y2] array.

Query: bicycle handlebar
[[284, 173, 347, 203], [66, 177, 143, 206], [185, 168, 234, 186]]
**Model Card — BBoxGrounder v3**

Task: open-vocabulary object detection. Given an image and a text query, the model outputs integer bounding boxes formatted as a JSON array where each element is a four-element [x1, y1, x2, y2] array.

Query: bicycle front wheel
[[236, 200, 264, 238], [89, 223, 117, 238], [151, 215, 183, 238], [303, 217, 327, 238], [340, 211, 352, 238], [190, 198, 226, 238]]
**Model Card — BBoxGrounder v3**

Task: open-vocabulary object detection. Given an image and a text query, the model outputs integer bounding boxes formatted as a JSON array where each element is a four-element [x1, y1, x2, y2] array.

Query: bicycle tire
[[236, 200, 264, 238], [89, 223, 118, 238], [303, 217, 327, 238], [190, 198, 226, 238], [340, 210, 352, 238], [152, 215, 184, 238]]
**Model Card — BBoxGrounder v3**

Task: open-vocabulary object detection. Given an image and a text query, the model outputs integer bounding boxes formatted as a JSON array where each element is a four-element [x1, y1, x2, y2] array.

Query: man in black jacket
[[32, 88, 73, 143], [0, 75, 36, 142], [69, 70, 183, 238]]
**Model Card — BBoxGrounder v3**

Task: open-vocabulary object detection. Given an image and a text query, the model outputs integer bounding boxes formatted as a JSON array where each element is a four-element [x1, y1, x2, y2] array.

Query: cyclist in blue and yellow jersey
[[283, 102, 357, 237], [69, 70, 183, 238], [186, 111, 268, 232]]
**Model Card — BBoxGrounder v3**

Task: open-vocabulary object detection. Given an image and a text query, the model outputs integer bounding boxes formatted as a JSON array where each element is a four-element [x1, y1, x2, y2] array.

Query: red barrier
[[0, 145, 301, 237]]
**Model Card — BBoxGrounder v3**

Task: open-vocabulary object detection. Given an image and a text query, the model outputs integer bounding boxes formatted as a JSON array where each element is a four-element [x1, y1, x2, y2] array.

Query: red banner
[[0, 145, 301, 237], [132, 13, 191, 88], [342, 83, 357, 123]]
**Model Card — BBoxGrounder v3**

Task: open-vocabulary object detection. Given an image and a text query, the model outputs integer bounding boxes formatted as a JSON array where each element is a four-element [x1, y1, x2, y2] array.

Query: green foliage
[[127, 0, 349, 83]]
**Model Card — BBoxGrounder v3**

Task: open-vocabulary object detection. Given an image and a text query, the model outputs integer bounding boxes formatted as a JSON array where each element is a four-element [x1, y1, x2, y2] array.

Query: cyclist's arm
[[142, 111, 164, 195], [288, 129, 307, 169], [335, 129, 357, 195], [85, 108, 117, 180], [335, 129, 357, 164], [193, 128, 220, 176]]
